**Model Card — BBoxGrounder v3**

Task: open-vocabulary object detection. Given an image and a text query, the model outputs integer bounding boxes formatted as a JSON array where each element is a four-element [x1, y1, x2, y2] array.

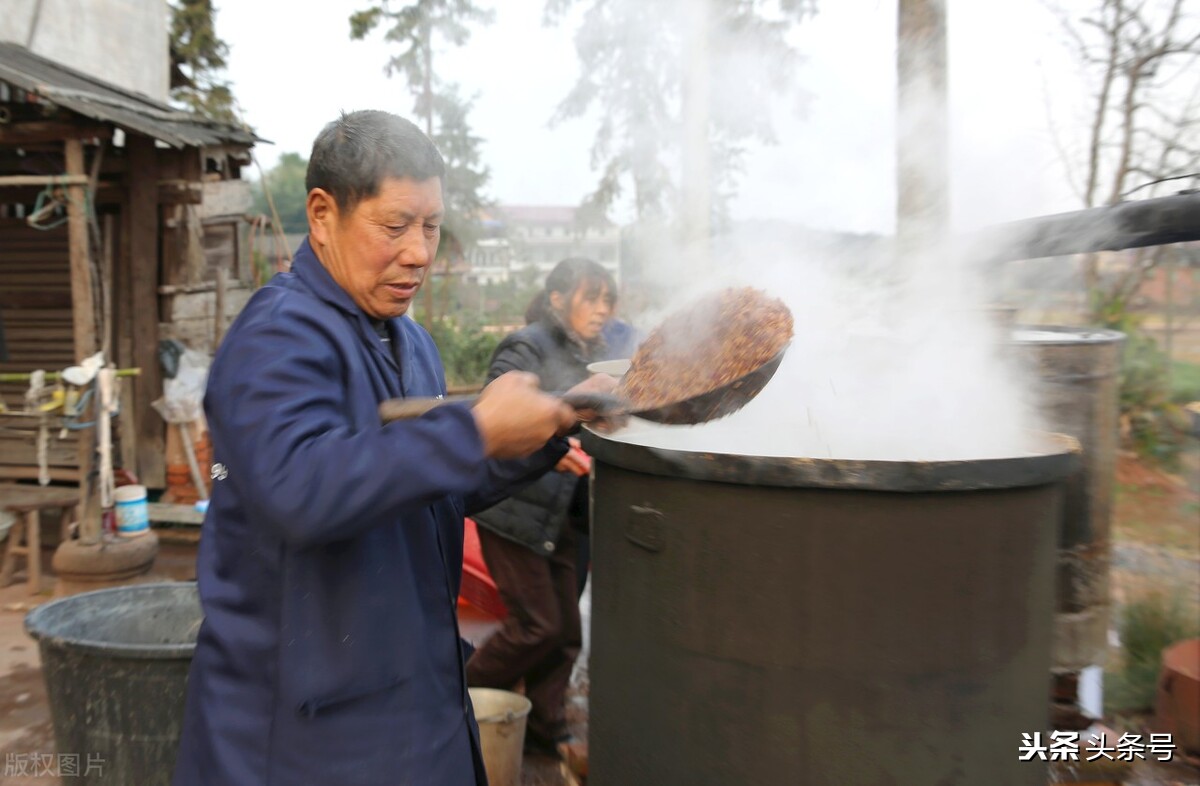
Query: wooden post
[[114, 181, 139, 475], [101, 214, 114, 362], [896, 0, 949, 273], [681, 0, 712, 268], [214, 267, 226, 350], [65, 138, 101, 544], [127, 134, 165, 488]]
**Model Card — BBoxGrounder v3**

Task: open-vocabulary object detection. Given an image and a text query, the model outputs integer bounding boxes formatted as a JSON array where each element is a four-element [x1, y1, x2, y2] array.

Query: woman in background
[[466, 257, 618, 758]]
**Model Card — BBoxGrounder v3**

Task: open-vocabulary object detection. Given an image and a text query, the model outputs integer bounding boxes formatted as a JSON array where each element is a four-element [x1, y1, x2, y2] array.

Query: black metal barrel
[[581, 431, 1078, 786], [1010, 327, 1124, 672]]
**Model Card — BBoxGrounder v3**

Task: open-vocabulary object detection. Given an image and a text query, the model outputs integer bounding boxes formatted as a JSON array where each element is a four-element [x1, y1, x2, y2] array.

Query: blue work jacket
[[173, 239, 566, 786]]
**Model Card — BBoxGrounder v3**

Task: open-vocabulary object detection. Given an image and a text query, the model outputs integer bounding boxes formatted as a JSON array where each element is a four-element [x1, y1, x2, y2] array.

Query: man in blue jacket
[[173, 110, 596, 785]]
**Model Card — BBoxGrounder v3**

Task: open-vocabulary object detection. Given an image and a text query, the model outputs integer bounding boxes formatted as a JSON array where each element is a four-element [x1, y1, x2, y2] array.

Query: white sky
[[215, 0, 1092, 235]]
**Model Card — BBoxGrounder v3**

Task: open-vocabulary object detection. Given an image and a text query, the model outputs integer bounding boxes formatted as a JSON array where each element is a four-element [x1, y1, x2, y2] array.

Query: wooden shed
[[0, 42, 259, 489]]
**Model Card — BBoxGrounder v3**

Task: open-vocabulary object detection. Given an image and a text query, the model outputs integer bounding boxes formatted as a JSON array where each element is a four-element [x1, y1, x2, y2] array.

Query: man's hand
[[564, 373, 628, 433], [472, 372, 576, 459]]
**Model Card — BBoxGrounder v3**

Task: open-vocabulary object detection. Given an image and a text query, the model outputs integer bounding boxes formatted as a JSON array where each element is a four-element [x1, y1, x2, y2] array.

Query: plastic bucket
[[469, 687, 532, 786], [24, 582, 202, 785], [114, 484, 149, 536]]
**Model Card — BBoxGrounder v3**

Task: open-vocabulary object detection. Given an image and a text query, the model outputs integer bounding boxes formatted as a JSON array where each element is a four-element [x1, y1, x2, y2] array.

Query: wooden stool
[[0, 486, 80, 594]]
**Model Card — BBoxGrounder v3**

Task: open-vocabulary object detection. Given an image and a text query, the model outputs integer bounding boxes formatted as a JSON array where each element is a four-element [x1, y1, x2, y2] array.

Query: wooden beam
[[157, 281, 236, 295], [65, 138, 102, 543], [0, 103, 64, 123], [0, 122, 112, 145], [0, 466, 81, 482], [0, 174, 89, 187], [158, 179, 203, 205], [127, 134, 165, 488]]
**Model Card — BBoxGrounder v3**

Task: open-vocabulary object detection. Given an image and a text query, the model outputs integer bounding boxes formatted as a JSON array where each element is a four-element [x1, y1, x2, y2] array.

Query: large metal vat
[[1010, 327, 1124, 672], [582, 431, 1077, 786]]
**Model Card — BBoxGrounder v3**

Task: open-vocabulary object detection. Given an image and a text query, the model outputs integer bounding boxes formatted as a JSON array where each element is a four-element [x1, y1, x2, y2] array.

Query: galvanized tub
[[1010, 327, 1124, 671], [25, 582, 201, 786], [581, 430, 1078, 786]]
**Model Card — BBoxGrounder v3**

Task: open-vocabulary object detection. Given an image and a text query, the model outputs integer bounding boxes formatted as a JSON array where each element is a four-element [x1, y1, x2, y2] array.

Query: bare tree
[[1047, 0, 1200, 312]]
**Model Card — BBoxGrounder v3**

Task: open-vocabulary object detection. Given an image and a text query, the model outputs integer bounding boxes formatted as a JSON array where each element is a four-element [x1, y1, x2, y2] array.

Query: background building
[[0, 0, 169, 101], [465, 205, 621, 286]]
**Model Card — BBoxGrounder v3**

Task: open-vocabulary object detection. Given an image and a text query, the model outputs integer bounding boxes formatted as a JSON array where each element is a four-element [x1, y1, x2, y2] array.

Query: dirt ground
[[0, 537, 582, 786], [1, 441, 1197, 785]]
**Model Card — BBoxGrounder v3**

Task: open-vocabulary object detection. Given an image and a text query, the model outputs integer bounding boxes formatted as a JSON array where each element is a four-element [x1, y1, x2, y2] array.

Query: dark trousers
[[465, 525, 581, 744]]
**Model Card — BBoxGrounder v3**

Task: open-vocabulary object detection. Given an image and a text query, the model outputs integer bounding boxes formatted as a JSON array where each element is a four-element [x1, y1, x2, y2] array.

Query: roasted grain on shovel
[[617, 287, 793, 411]]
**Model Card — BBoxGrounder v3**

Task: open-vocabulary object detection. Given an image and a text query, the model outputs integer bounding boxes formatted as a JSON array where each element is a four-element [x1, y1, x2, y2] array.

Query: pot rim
[[581, 429, 1081, 491]]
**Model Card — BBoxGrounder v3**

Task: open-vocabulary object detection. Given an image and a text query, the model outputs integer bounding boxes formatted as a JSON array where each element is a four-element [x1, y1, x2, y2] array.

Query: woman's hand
[[555, 437, 592, 476]]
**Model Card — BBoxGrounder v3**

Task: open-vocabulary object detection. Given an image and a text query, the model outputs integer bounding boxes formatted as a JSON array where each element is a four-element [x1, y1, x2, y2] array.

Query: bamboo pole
[[0, 368, 141, 384]]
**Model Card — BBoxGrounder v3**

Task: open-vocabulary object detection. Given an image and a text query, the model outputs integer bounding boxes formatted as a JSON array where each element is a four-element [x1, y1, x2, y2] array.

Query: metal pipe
[[971, 191, 1200, 262]]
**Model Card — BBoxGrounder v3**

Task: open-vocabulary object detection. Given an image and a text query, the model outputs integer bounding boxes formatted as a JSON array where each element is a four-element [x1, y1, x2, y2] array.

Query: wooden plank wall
[[0, 142, 254, 486], [0, 220, 81, 475], [162, 286, 252, 356]]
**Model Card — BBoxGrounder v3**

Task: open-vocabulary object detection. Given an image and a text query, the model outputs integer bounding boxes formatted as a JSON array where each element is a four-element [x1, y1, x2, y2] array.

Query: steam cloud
[[586, 1, 1075, 461], [612, 225, 1046, 461]]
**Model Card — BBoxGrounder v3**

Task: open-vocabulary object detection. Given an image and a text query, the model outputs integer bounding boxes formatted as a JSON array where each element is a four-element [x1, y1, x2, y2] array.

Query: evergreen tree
[[350, 1, 494, 264], [545, 0, 817, 230], [251, 153, 309, 235], [168, 0, 237, 122]]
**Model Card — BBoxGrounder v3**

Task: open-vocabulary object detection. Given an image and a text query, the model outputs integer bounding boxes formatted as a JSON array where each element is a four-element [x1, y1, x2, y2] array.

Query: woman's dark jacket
[[472, 317, 605, 554]]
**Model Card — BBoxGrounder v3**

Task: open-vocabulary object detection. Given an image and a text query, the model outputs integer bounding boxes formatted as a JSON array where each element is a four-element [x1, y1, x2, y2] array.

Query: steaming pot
[[581, 429, 1078, 786]]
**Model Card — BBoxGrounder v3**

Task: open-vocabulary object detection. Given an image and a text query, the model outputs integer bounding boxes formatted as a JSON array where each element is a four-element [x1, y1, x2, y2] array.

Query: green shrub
[[1105, 590, 1200, 714], [1094, 296, 1190, 468], [428, 319, 501, 389], [1170, 360, 1200, 404]]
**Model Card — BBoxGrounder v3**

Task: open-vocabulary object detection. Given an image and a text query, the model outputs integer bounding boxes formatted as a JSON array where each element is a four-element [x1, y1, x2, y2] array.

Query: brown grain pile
[[617, 287, 793, 411]]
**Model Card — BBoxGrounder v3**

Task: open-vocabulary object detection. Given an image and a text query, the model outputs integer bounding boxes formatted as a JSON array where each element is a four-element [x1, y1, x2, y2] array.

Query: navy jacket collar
[[290, 237, 407, 380], [291, 237, 360, 316]]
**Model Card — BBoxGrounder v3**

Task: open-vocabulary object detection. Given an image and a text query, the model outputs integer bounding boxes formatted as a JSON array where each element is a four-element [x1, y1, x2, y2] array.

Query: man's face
[[307, 176, 443, 320]]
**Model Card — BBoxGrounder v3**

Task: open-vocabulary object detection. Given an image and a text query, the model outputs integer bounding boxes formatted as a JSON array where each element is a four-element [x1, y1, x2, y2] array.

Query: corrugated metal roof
[[0, 41, 258, 149]]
